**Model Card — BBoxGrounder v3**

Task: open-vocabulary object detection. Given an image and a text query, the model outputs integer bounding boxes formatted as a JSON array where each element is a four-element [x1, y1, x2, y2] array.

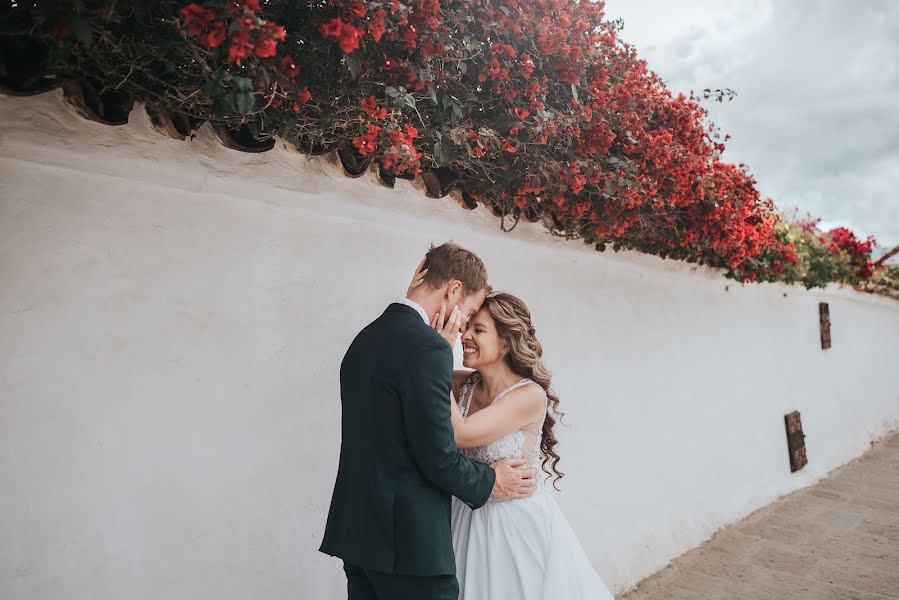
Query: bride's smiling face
[[461, 308, 506, 369]]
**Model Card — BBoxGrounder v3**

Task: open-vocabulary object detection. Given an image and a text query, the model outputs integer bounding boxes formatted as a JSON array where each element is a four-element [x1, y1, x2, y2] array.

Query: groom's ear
[[446, 279, 463, 300]]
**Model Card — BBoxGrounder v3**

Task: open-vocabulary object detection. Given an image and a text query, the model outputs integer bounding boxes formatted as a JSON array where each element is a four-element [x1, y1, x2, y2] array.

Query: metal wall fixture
[[819, 302, 831, 350], [785, 411, 808, 472]]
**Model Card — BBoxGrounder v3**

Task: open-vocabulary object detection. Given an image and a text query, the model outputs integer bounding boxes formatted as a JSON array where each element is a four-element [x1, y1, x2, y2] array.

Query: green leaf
[[212, 93, 234, 116], [235, 91, 255, 114], [433, 140, 448, 167], [234, 77, 252, 92], [346, 52, 361, 80], [404, 94, 416, 109], [385, 86, 400, 98], [571, 83, 579, 103], [458, 61, 468, 75]]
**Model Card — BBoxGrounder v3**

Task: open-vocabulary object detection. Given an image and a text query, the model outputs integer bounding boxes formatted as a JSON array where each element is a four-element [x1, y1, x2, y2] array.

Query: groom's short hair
[[422, 242, 488, 294]]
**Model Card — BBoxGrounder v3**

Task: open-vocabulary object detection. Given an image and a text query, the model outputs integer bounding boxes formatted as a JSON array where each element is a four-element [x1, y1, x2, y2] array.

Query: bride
[[420, 281, 616, 599]]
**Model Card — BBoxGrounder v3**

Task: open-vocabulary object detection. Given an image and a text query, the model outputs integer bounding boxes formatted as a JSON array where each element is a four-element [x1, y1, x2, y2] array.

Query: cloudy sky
[[603, 0, 899, 250]]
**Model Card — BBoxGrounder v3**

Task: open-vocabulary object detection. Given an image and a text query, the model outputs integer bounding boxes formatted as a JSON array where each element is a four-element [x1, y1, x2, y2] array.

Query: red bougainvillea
[[828, 226, 876, 280], [4, 0, 879, 287], [169, 0, 871, 280], [180, 2, 285, 64]]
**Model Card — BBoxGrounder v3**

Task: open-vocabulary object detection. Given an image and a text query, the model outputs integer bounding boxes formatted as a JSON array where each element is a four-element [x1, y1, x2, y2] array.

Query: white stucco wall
[[1, 91, 897, 600]]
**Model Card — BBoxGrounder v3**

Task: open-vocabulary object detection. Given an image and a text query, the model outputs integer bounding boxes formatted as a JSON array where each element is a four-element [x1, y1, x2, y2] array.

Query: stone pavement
[[622, 430, 899, 600]]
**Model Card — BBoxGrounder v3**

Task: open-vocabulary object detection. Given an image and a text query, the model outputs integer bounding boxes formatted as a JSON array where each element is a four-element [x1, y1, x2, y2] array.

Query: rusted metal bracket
[[785, 411, 808, 472]]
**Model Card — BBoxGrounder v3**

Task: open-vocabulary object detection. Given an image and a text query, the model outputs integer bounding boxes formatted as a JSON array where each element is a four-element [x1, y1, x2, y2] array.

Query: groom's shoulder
[[381, 303, 426, 330], [377, 305, 447, 346], [352, 304, 428, 342], [346, 309, 449, 374]]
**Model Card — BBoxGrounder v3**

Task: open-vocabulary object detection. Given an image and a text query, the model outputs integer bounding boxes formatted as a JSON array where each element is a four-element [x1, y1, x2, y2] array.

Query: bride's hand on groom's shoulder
[[490, 458, 538, 499]]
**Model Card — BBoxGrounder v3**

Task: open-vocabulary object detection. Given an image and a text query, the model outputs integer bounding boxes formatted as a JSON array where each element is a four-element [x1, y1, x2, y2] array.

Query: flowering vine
[[0, 0, 882, 289]]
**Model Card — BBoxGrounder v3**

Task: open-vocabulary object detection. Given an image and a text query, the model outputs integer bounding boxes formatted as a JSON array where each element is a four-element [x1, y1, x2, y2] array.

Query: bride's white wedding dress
[[451, 373, 616, 599]]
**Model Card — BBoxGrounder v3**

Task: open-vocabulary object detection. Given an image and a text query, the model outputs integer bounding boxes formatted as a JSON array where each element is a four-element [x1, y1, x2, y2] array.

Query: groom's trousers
[[343, 562, 459, 600]]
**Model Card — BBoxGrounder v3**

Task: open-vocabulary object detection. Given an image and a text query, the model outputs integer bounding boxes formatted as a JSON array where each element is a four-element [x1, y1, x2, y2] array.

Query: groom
[[320, 242, 536, 600]]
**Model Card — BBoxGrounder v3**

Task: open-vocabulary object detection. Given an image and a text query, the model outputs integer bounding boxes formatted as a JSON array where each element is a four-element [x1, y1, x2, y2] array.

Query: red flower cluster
[[380, 124, 424, 176], [280, 55, 300, 78], [355, 95, 409, 169], [353, 123, 382, 155], [180, 2, 285, 64], [369, 9, 387, 43], [361, 96, 387, 120], [179, 2, 309, 113], [180, 4, 226, 49], [828, 226, 876, 279], [316, 0, 375, 55], [318, 17, 365, 54]]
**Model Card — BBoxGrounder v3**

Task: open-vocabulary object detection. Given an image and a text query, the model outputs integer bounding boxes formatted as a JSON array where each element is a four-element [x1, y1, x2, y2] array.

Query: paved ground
[[622, 430, 899, 600]]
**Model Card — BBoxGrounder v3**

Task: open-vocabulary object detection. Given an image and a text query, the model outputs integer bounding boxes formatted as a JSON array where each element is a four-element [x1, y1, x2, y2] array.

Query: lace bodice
[[458, 372, 546, 471]]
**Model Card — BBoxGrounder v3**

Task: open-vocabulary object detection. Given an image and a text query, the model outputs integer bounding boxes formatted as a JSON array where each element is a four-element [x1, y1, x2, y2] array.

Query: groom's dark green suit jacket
[[320, 303, 496, 576]]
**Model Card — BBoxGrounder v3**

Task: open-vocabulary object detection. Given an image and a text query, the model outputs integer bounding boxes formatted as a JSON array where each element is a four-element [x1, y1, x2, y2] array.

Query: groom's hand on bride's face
[[490, 458, 538, 499]]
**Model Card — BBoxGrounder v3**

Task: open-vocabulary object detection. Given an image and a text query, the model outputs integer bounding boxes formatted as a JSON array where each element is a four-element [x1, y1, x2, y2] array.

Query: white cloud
[[604, 0, 899, 248]]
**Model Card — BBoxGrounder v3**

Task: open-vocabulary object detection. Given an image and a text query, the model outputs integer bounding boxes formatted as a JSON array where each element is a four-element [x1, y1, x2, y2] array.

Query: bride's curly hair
[[482, 292, 565, 489]]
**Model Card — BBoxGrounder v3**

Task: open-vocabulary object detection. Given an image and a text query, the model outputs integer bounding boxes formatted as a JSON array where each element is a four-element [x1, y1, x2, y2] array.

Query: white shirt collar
[[396, 296, 430, 325]]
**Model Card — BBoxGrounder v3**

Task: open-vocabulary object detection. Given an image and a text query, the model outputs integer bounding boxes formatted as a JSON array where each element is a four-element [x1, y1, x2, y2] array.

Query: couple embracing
[[320, 242, 615, 600]]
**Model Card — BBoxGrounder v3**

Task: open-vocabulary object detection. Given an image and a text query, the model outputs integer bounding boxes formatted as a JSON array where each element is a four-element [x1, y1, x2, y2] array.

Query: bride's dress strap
[[495, 378, 534, 401], [461, 373, 540, 418]]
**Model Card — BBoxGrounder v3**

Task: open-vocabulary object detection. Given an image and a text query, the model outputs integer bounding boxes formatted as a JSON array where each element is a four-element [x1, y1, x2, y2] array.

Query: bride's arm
[[450, 385, 546, 449], [451, 370, 472, 399]]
